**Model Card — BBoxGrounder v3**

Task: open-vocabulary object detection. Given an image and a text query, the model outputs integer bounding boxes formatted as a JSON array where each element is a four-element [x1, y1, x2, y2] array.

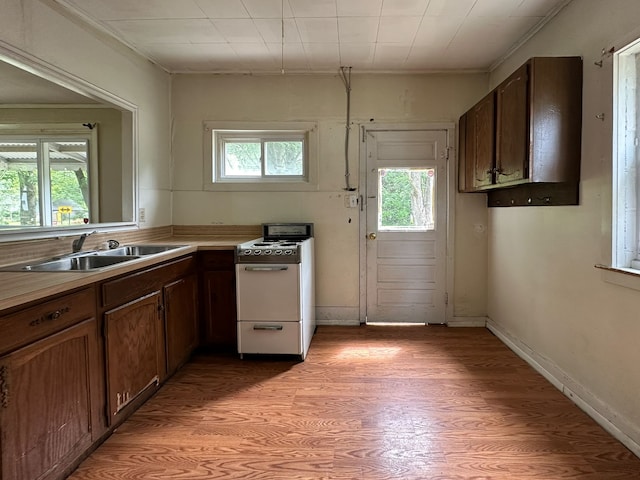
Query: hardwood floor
[[69, 326, 640, 479]]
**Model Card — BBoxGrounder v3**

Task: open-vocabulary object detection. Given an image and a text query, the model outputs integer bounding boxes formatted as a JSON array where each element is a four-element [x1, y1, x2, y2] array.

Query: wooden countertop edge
[[0, 236, 255, 312]]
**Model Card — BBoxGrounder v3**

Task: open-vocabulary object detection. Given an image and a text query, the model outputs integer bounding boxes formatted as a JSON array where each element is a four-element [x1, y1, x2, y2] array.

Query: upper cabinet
[[459, 57, 583, 193]]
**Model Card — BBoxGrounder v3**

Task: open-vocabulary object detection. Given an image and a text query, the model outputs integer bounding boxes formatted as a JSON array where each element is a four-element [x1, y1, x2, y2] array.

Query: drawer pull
[[0, 365, 9, 408], [29, 307, 70, 327], [253, 325, 284, 331], [244, 266, 289, 272]]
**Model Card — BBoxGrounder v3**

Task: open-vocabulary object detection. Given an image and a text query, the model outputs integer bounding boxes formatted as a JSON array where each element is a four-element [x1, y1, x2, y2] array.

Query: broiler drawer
[[237, 321, 302, 356]]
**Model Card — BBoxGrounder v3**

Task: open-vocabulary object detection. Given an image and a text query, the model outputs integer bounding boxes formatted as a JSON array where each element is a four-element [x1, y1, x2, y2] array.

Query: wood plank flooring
[[68, 326, 640, 479]]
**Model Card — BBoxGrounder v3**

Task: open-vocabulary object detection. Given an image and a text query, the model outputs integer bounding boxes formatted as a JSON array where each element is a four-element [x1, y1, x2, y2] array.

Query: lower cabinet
[[165, 274, 198, 374], [104, 291, 163, 422], [0, 318, 100, 480], [199, 250, 237, 351], [100, 255, 197, 426]]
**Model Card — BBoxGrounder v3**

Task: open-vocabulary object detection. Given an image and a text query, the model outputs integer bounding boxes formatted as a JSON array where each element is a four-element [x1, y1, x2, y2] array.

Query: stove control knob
[[274, 249, 283, 255], [284, 249, 293, 255], [253, 250, 261, 255], [264, 250, 272, 255]]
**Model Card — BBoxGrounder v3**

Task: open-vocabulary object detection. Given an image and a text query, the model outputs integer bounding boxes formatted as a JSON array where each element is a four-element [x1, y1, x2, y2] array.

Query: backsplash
[[0, 225, 261, 267]]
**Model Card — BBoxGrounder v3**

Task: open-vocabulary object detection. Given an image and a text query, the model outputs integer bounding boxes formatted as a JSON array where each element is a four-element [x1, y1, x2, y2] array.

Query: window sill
[[596, 264, 640, 291]]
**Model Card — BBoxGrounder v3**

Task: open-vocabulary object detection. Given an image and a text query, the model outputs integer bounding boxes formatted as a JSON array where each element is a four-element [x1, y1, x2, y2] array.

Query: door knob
[[368, 233, 377, 240]]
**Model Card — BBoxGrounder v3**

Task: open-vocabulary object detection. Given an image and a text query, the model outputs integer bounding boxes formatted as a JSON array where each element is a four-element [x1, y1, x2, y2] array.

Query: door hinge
[[445, 146, 453, 160], [444, 292, 449, 305]]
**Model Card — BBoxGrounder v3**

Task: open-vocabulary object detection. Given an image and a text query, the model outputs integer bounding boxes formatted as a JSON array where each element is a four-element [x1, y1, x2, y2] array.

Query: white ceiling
[[55, 0, 570, 74]]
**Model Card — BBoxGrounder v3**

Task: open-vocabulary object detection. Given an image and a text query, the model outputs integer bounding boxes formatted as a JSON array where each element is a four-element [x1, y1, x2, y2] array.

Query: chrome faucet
[[72, 231, 97, 253]]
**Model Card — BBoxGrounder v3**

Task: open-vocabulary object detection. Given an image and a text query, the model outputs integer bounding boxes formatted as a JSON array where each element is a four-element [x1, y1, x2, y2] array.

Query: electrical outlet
[[138, 207, 146, 223]]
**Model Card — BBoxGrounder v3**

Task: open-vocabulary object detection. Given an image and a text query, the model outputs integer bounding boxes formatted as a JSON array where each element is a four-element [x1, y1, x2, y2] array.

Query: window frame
[[203, 121, 318, 192], [0, 123, 99, 229], [613, 39, 640, 272]]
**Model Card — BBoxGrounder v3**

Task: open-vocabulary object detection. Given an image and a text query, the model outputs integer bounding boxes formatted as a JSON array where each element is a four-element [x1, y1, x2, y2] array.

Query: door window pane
[[378, 168, 435, 231]]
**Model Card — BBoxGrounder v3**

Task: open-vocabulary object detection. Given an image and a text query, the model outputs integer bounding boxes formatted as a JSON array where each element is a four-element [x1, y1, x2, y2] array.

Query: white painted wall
[[171, 73, 489, 323], [487, 0, 640, 448], [0, 0, 172, 227]]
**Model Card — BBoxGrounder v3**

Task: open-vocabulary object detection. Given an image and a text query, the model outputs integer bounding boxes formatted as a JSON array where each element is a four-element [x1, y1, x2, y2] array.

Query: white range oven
[[235, 223, 315, 360]]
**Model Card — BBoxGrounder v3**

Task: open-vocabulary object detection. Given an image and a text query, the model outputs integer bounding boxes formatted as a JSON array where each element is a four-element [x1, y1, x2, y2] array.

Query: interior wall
[[0, 0, 172, 227], [171, 73, 489, 323], [486, 0, 640, 447]]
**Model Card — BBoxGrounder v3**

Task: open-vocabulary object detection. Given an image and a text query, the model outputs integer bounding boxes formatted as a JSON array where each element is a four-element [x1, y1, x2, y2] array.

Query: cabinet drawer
[[102, 256, 195, 308], [238, 321, 302, 356], [0, 287, 95, 354]]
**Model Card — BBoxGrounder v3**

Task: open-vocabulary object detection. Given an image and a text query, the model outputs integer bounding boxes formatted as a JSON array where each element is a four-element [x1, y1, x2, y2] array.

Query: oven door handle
[[253, 324, 284, 331], [243, 266, 289, 271]]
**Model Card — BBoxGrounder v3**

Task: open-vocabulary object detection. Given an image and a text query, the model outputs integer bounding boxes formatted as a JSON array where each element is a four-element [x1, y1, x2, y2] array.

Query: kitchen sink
[[0, 244, 187, 273], [97, 244, 186, 256], [0, 255, 139, 272]]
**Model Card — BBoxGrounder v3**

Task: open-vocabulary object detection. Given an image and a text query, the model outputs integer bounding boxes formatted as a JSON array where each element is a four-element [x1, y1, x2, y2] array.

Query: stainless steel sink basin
[[98, 244, 186, 256], [0, 244, 187, 272], [0, 254, 139, 272]]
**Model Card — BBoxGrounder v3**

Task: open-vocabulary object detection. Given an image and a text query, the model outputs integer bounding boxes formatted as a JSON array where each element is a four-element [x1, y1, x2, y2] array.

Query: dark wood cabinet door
[[471, 91, 496, 189], [164, 274, 198, 374], [104, 291, 161, 423], [496, 63, 529, 184], [0, 319, 98, 480], [201, 268, 237, 351]]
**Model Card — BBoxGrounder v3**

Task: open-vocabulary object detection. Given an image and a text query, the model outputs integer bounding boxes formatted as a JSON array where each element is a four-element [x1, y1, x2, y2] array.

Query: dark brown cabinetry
[[458, 57, 582, 194], [164, 274, 198, 374], [0, 288, 101, 480], [100, 255, 197, 425], [199, 250, 237, 352], [459, 91, 495, 191], [104, 291, 162, 422]]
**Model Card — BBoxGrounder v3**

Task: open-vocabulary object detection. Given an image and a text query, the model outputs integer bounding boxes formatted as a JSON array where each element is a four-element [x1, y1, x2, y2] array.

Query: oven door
[[236, 263, 301, 321]]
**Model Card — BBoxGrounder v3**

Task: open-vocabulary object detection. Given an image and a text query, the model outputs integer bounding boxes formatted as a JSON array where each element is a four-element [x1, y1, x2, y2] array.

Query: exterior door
[[364, 129, 448, 324]]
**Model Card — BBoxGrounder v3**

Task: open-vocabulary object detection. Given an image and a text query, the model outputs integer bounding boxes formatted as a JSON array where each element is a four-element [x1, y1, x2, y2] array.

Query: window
[[614, 40, 640, 270], [204, 122, 317, 191], [378, 168, 436, 231], [0, 125, 97, 229]]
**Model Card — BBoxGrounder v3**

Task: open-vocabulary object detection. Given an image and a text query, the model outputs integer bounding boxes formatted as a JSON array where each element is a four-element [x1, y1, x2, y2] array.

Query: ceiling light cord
[[340, 66, 355, 191]]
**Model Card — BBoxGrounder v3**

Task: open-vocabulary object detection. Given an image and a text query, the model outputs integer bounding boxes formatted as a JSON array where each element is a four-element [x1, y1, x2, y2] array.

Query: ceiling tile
[[339, 44, 375, 68], [55, 0, 568, 73], [106, 19, 225, 44], [338, 17, 379, 43], [267, 42, 310, 71], [303, 43, 340, 69], [296, 18, 339, 43], [377, 16, 421, 43], [63, 0, 206, 20], [141, 43, 239, 71], [381, 0, 429, 17], [373, 44, 411, 67], [413, 15, 464, 48], [468, 0, 521, 17], [254, 18, 301, 43], [195, 0, 249, 18], [288, 0, 337, 18], [212, 19, 263, 42], [336, 0, 382, 17], [242, 0, 294, 18]]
